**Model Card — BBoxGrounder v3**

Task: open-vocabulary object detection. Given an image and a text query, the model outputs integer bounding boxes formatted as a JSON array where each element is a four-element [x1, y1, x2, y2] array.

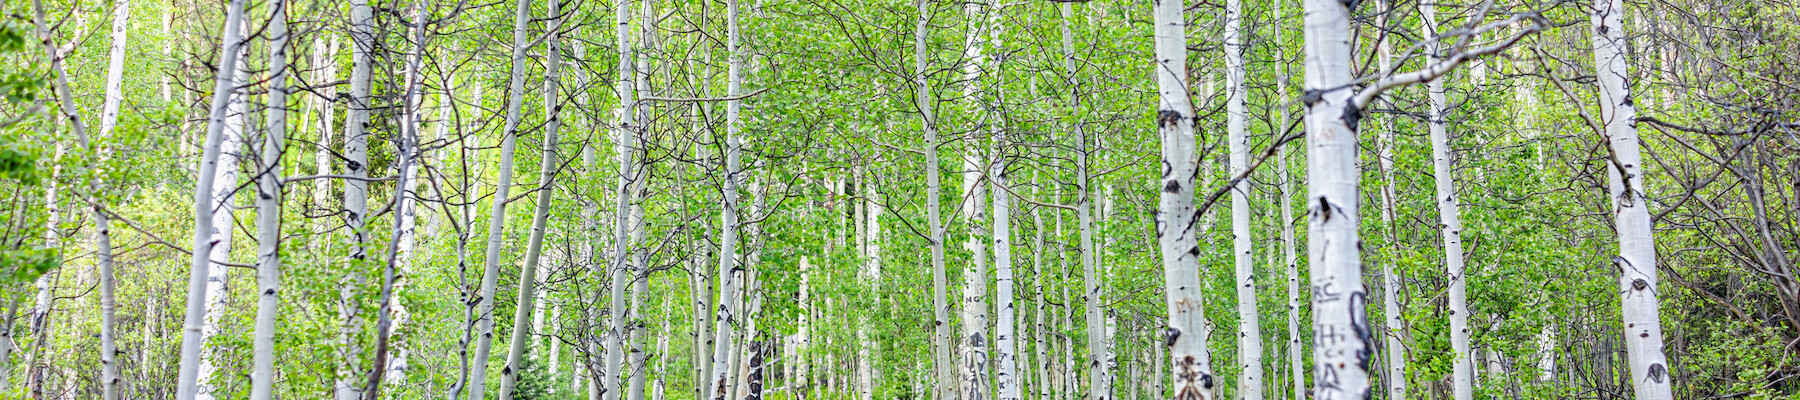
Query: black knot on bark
[[1157, 109, 1185, 128], [1165, 327, 1180, 346], [1343, 103, 1363, 131], [1632, 278, 1648, 291], [1302, 89, 1324, 107], [1163, 179, 1181, 193]]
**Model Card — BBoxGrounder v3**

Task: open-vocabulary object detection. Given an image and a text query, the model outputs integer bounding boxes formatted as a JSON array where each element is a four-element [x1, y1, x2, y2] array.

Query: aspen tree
[[1592, 0, 1673, 397], [913, 0, 955, 395], [959, 1, 992, 397], [250, 0, 290, 397], [463, 0, 535, 395], [1420, 1, 1475, 397], [496, 0, 567, 395], [1374, 0, 1408, 397], [604, 0, 641, 398], [1225, 0, 1262, 393], [706, 0, 747, 398], [1153, 0, 1212, 398], [173, 0, 247, 395]]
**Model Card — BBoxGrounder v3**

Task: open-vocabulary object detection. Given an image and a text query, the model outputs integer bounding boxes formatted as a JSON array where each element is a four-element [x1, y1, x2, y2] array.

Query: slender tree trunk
[[604, 0, 640, 397], [1225, 0, 1262, 394], [989, 11, 1019, 400], [1300, 0, 1373, 396], [196, 16, 252, 399], [797, 256, 812, 400], [1152, 0, 1212, 399], [1419, 5, 1474, 400], [336, 0, 377, 394], [707, 1, 746, 398], [1592, 0, 1673, 397], [495, 3, 566, 396], [1374, 2, 1407, 397], [1275, 1, 1303, 397], [462, 0, 535, 395], [959, 2, 992, 398], [312, 37, 338, 241], [914, 0, 954, 396], [249, 0, 290, 397], [172, 0, 247, 395], [359, 0, 431, 394], [1031, 173, 1048, 400], [33, 0, 121, 395]]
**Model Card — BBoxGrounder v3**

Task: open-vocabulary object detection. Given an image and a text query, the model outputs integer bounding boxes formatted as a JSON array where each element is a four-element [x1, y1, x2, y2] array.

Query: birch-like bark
[[959, 2, 992, 398], [34, 0, 122, 394], [312, 37, 339, 240], [1300, 0, 1372, 397], [94, 0, 129, 396], [1153, 0, 1211, 399], [336, 0, 377, 394], [797, 256, 812, 399], [359, 0, 430, 394], [173, 0, 246, 395], [1592, 0, 1673, 397], [914, 0, 955, 396], [1076, 124, 1107, 400], [989, 10, 1018, 400], [250, 0, 290, 397], [496, 3, 566, 396], [1275, 0, 1303, 397], [198, 17, 251, 399], [462, 0, 534, 395], [707, 1, 746, 398], [1374, 2, 1407, 397], [604, 0, 640, 397], [1225, 0, 1262, 394], [1031, 172, 1048, 400], [1420, 5, 1473, 399]]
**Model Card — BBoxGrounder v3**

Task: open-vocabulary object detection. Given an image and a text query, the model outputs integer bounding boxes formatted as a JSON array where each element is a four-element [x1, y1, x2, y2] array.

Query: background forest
[[0, 0, 1795, 398]]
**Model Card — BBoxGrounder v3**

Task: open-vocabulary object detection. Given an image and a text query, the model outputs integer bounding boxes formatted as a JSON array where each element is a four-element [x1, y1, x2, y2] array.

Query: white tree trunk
[[1031, 172, 1048, 400], [311, 37, 338, 240], [1374, 2, 1407, 397], [1275, 1, 1303, 397], [1420, 5, 1474, 400], [1592, 0, 1672, 397], [603, 0, 638, 399], [496, 3, 566, 396], [707, 1, 746, 398], [462, 0, 534, 396], [34, 0, 122, 395], [337, 0, 376, 394], [988, 11, 1018, 400], [1225, 0, 1262, 394], [197, 18, 251, 398], [797, 256, 812, 399], [959, 3, 992, 398], [172, 0, 246, 395], [1152, 0, 1211, 399], [250, 0, 290, 397], [913, 0, 954, 395], [1300, 0, 1373, 397]]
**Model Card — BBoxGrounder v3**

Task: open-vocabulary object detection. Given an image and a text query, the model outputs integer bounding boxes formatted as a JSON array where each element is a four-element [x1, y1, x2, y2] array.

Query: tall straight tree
[[1224, 0, 1262, 394], [706, 0, 747, 398], [1422, 3, 1474, 399], [198, 12, 251, 400], [990, 9, 1018, 400], [958, 1, 992, 398], [250, 0, 291, 397], [173, 0, 247, 395], [1374, 0, 1408, 396], [360, 0, 431, 394], [497, 1, 567, 396], [1152, 0, 1212, 398], [912, 0, 955, 397], [1591, 0, 1673, 397], [337, 0, 377, 394], [34, 0, 122, 394], [1273, 0, 1303, 397], [462, 0, 534, 395], [603, 0, 641, 399]]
